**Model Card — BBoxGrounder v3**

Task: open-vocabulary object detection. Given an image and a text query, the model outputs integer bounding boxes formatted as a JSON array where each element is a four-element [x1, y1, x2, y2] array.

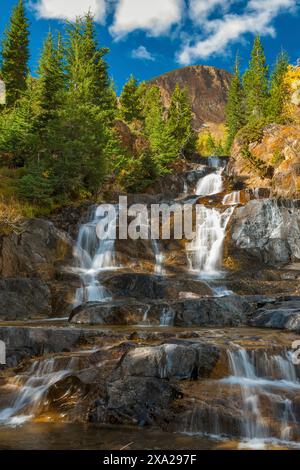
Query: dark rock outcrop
[[0, 279, 51, 320], [0, 218, 74, 319], [249, 297, 300, 331], [0, 218, 73, 280]]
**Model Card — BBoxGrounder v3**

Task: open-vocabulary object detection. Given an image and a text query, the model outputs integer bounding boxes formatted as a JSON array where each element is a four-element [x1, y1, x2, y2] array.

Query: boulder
[[119, 342, 219, 380], [249, 297, 300, 331], [230, 199, 300, 266]]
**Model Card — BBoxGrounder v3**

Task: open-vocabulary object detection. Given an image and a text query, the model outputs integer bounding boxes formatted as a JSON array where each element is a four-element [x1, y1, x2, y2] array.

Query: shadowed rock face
[[151, 65, 231, 129], [249, 297, 300, 331]]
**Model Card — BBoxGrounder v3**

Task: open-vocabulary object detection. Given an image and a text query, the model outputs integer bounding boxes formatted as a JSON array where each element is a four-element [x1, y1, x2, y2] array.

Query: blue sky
[[1, 0, 300, 93]]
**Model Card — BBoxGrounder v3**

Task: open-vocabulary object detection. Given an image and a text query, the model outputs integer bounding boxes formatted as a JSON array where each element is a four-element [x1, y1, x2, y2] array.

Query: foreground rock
[[229, 199, 300, 266], [69, 295, 251, 327], [249, 297, 300, 331]]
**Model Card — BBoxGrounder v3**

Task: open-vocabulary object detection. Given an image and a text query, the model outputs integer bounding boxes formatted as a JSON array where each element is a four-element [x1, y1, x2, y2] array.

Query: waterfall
[[160, 307, 175, 326], [73, 206, 118, 306], [222, 191, 240, 206], [223, 348, 300, 448], [186, 206, 234, 277], [0, 357, 80, 426], [195, 170, 223, 196], [152, 240, 165, 276]]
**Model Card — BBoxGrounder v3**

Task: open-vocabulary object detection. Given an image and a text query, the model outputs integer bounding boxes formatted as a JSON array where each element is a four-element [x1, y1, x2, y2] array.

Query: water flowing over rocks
[[1, 154, 300, 449]]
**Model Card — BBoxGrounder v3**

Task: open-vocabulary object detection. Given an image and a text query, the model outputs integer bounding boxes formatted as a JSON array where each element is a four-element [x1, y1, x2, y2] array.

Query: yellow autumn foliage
[[283, 65, 300, 121]]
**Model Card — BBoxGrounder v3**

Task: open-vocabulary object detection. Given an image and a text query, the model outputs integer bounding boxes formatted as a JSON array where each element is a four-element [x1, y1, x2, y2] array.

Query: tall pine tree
[[0, 0, 30, 107], [35, 32, 65, 126], [65, 13, 116, 117], [165, 85, 196, 159], [119, 75, 142, 123], [225, 55, 245, 151], [268, 50, 289, 122], [243, 37, 269, 120]]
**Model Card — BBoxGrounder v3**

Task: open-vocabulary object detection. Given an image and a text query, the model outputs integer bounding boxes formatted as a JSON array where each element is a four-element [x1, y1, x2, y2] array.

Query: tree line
[[0, 0, 196, 208], [225, 37, 290, 153]]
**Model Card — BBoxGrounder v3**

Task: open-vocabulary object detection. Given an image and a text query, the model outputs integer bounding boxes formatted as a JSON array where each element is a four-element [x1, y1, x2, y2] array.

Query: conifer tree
[[119, 75, 142, 123], [243, 37, 269, 120], [268, 50, 289, 122], [35, 32, 65, 125], [225, 55, 246, 151], [142, 85, 166, 171], [65, 13, 116, 117], [165, 85, 196, 158], [0, 0, 30, 107]]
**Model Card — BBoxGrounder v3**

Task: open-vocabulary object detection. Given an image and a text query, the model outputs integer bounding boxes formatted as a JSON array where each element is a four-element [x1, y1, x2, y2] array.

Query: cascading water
[[0, 357, 81, 426], [184, 348, 300, 448], [195, 170, 223, 197], [152, 239, 165, 276], [187, 163, 235, 277], [73, 206, 118, 307], [223, 348, 300, 448], [222, 191, 241, 206], [186, 206, 234, 277]]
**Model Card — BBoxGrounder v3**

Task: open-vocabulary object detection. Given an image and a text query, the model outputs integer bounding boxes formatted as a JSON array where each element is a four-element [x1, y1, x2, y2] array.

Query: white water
[[73, 206, 118, 306], [187, 206, 234, 277], [222, 191, 240, 206], [223, 348, 300, 448], [0, 357, 80, 426], [195, 170, 223, 197], [160, 307, 175, 326], [152, 240, 165, 276]]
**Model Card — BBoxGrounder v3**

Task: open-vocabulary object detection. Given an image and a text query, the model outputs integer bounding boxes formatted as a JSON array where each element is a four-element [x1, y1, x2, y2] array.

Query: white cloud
[[110, 0, 184, 38], [189, 0, 234, 22], [32, 0, 107, 23], [131, 45, 155, 61], [178, 0, 298, 64]]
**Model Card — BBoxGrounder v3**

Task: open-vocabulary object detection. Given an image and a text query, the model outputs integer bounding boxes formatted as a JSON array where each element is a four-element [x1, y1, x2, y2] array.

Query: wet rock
[[0, 326, 100, 366], [90, 376, 179, 427], [0, 278, 51, 320], [69, 301, 147, 325], [230, 199, 300, 266], [69, 295, 250, 327], [118, 342, 219, 380], [172, 296, 251, 327], [249, 297, 300, 331]]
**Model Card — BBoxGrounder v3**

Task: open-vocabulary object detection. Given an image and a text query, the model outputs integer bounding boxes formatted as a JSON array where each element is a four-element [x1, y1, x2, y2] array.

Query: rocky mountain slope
[[229, 124, 300, 199], [151, 65, 231, 129]]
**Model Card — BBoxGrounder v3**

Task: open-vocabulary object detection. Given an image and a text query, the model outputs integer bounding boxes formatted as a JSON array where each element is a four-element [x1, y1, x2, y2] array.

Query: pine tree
[[243, 37, 269, 120], [65, 13, 116, 117], [225, 54, 245, 151], [165, 85, 196, 159], [35, 32, 65, 125], [142, 85, 166, 171], [119, 75, 142, 123], [0, 0, 30, 107], [268, 50, 289, 122]]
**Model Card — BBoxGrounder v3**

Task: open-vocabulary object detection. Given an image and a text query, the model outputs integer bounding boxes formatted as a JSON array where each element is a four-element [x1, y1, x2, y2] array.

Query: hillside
[[151, 65, 232, 129]]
